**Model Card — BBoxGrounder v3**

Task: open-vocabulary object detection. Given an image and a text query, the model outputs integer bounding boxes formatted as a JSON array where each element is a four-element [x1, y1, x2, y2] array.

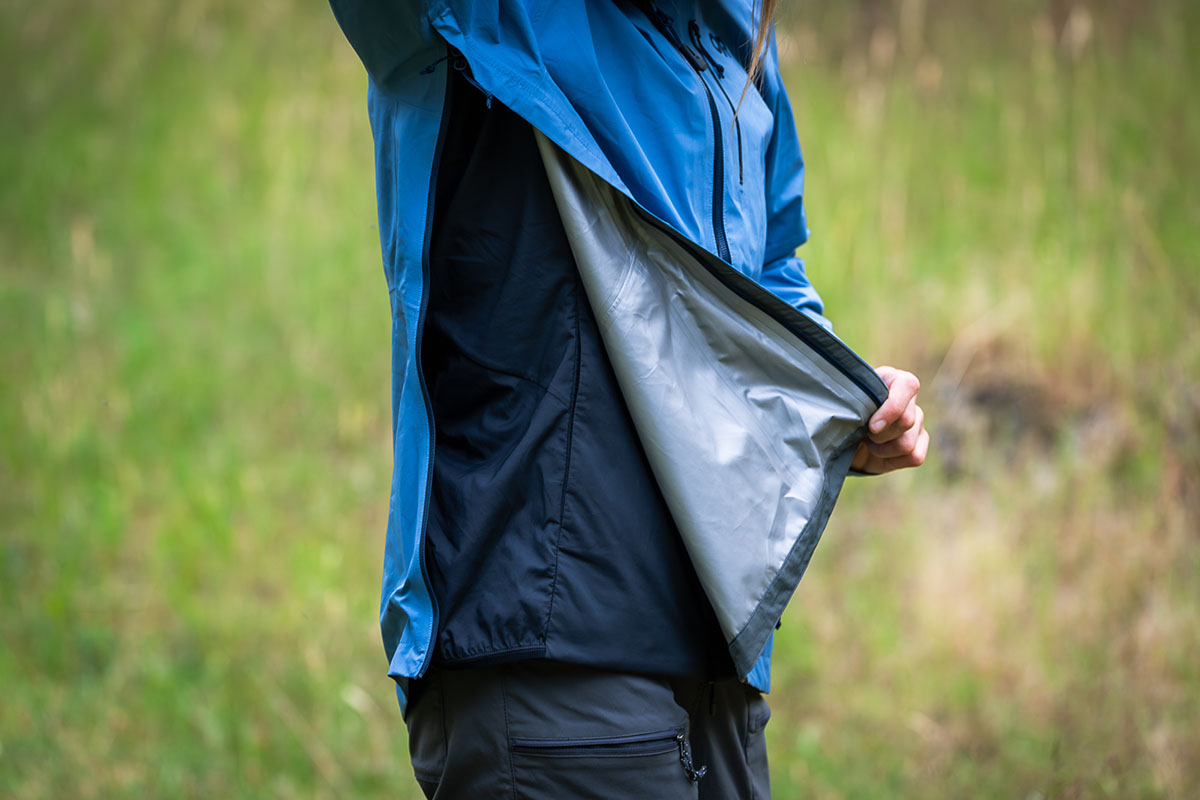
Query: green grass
[[2, 1, 1197, 797]]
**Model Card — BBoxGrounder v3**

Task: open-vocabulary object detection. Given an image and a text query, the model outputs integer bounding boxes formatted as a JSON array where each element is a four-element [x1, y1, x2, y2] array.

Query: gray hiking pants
[[406, 661, 771, 799]]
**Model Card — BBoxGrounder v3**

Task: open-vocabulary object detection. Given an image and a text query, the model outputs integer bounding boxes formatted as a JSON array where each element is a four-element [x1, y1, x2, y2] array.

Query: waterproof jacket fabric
[[422, 67, 733, 678], [538, 136, 885, 683], [328, 0, 887, 710]]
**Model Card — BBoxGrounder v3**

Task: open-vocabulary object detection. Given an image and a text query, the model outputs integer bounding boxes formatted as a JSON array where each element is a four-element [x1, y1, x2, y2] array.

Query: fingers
[[850, 438, 872, 472], [853, 364, 930, 474], [893, 426, 929, 469], [867, 405, 925, 457], [852, 427, 930, 474], [870, 396, 919, 444], [868, 366, 921, 440]]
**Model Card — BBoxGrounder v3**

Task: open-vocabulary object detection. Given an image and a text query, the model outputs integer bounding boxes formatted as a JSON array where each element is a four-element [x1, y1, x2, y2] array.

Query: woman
[[330, 1, 928, 796]]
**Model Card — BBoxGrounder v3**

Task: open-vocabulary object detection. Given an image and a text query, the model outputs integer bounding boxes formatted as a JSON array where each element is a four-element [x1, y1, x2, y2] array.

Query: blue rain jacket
[[329, 0, 886, 711]]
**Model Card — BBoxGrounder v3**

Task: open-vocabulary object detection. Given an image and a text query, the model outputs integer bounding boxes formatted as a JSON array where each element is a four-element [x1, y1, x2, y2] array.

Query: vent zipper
[[421, 49, 493, 108], [688, 20, 743, 186], [450, 54, 492, 109], [411, 47, 457, 679]]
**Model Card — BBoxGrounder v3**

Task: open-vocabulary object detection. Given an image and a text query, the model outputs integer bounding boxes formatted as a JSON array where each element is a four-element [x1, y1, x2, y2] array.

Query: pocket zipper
[[633, 1, 732, 263], [510, 729, 680, 758], [510, 728, 708, 781]]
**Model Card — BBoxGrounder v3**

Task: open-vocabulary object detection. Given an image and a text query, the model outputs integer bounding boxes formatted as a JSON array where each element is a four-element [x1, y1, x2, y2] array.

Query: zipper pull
[[677, 39, 708, 73], [642, 4, 707, 73], [688, 21, 724, 78], [450, 53, 493, 109], [687, 19, 744, 185], [676, 732, 708, 782], [419, 54, 451, 75]]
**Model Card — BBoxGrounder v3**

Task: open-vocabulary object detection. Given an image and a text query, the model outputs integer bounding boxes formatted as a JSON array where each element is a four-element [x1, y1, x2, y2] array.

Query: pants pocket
[[512, 729, 681, 758], [510, 728, 700, 799]]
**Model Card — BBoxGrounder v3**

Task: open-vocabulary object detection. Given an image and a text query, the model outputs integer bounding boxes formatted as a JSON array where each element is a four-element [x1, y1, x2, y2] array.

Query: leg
[[675, 679, 772, 800]]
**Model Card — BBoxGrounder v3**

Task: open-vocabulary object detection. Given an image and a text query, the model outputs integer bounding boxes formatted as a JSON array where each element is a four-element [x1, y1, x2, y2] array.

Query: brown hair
[[737, 0, 780, 112], [747, 0, 781, 85]]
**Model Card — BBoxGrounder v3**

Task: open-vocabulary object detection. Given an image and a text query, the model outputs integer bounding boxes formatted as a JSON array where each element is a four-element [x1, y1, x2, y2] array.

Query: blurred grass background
[[1, 0, 1197, 797]]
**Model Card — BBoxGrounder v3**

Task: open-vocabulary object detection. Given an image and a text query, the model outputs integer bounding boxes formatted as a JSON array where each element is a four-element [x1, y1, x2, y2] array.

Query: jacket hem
[[437, 644, 549, 668], [726, 433, 863, 675]]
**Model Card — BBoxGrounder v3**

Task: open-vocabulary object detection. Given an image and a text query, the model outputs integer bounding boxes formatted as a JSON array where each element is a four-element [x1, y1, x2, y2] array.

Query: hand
[[850, 366, 929, 475]]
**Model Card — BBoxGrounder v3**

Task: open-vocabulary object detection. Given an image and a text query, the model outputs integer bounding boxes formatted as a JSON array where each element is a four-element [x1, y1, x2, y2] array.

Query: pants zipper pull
[[676, 732, 708, 782]]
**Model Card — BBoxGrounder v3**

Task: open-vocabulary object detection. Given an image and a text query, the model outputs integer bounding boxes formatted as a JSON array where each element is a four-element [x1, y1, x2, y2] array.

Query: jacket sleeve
[[328, 0, 440, 88], [756, 31, 832, 330]]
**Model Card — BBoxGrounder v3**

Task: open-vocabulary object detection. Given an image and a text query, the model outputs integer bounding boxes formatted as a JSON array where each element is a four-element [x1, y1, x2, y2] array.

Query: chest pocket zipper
[[634, 2, 733, 263], [688, 20, 743, 186]]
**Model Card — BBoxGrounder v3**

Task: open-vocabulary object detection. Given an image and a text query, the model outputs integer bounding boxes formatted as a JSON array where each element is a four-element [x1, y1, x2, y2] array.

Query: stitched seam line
[[437, 643, 547, 662], [541, 284, 582, 643]]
